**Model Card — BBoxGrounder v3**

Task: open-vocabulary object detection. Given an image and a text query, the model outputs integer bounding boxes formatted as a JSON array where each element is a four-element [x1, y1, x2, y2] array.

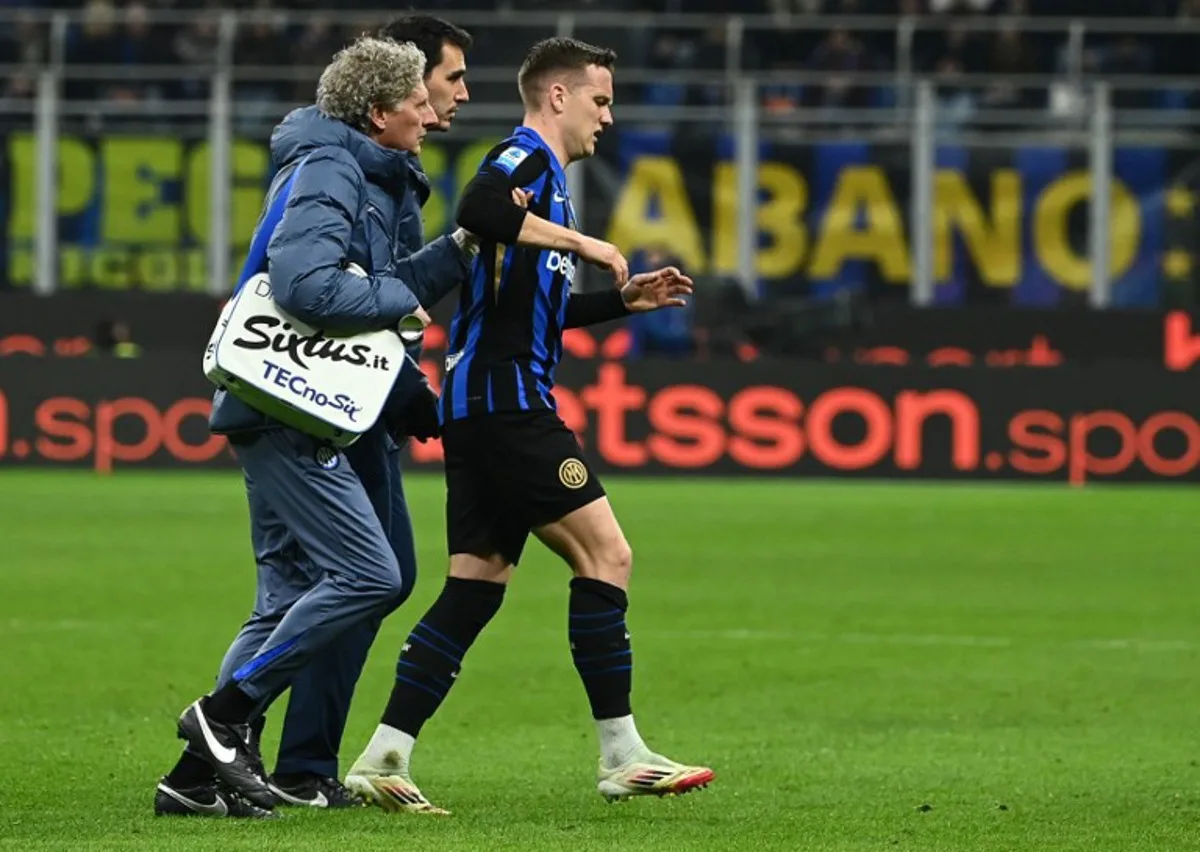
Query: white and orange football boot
[[344, 771, 448, 815], [596, 748, 715, 802], [344, 753, 448, 815]]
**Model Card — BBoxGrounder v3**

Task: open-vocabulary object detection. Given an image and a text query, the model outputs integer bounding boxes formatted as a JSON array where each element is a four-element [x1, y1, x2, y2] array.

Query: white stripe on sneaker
[[268, 783, 328, 807], [191, 701, 237, 764], [157, 783, 228, 816]]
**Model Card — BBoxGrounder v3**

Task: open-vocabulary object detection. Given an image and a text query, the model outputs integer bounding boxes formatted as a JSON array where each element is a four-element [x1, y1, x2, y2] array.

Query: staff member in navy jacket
[[154, 35, 477, 818]]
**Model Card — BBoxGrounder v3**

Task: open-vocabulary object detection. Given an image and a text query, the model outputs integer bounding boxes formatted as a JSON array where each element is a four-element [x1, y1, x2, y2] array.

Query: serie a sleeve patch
[[494, 146, 530, 175]]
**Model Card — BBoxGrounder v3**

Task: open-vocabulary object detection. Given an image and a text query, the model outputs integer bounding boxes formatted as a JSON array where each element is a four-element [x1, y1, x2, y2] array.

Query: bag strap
[[232, 152, 313, 295]]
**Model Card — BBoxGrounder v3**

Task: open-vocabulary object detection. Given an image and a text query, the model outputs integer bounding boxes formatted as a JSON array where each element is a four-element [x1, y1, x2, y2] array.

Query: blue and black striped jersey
[[443, 126, 599, 422]]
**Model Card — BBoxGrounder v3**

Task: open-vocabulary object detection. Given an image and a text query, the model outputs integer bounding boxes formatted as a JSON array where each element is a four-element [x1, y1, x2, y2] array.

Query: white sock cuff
[[365, 724, 416, 764]]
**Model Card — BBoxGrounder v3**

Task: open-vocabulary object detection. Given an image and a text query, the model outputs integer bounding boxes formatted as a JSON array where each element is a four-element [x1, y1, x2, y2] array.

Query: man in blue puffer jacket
[[155, 36, 477, 818], [248, 15, 479, 813]]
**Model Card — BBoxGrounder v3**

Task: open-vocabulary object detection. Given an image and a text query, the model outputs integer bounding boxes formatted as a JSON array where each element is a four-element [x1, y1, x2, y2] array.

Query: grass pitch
[[1, 470, 1197, 851]]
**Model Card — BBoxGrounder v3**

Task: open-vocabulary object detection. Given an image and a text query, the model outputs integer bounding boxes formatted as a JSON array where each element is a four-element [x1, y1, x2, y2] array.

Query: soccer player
[[155, 36, 476, 818], [345, 37, 715, 813]]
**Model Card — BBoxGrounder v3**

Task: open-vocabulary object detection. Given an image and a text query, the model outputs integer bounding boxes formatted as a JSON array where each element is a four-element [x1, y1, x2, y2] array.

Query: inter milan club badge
[[315, 446, 340, 470], [559, 458, 588, 489]]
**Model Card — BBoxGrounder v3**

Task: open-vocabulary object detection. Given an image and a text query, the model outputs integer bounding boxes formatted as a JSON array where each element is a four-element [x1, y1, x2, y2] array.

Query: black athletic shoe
[[176, 699, 278, 810], [234, 721, 269, 784], [268, 773, 367, 809], [154, 778, 278, 819]]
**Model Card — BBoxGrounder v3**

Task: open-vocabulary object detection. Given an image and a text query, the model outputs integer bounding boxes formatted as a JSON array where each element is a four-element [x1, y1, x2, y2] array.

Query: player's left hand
[[620, 267, 694, 313]]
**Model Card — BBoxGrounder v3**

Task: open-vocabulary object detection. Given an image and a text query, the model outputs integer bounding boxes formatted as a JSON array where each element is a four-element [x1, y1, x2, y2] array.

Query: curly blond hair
[[316, 37, 426, 133]]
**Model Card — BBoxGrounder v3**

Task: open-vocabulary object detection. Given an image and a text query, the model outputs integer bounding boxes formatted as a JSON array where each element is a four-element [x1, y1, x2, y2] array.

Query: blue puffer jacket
[[210, 105, 470, 436]]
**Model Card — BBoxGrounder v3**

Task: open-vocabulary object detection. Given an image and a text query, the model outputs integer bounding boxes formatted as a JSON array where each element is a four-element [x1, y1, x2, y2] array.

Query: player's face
[[562, 64, 614, 162], [371, 82, 438, 153], [425, 41, 469, 132]]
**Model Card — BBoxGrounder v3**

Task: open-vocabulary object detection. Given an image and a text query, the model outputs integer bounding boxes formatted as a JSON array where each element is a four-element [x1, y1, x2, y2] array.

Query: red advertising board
[[1, 358, 1195, 485]]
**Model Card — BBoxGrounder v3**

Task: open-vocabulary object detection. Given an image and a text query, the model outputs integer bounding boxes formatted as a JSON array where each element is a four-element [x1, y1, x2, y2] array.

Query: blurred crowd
[[1, 0, 1198, 111]]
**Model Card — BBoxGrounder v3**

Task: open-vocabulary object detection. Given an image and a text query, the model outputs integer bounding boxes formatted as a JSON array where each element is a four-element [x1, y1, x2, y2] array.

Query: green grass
[[1, 471, 1198, 851]]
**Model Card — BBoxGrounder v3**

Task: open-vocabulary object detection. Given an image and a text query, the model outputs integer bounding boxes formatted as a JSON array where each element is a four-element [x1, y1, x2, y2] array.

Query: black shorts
[[444, 410, 606, 566]]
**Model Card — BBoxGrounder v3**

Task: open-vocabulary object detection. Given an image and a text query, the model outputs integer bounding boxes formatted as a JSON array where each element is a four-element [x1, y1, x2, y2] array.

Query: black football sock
[[204, 681, 257, 725], [164, 750, 216, 788], [568, 577, 633, 720], [248, 714, 265, 753], [380, 577, 506, 737]]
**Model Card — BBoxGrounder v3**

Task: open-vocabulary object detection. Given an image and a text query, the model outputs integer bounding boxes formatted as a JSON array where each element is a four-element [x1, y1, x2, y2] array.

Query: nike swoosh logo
[[158, 783, 229, 816], [192, 701, 238, 764], [269, 784, 329, 807], [553, 193, 568, 203]]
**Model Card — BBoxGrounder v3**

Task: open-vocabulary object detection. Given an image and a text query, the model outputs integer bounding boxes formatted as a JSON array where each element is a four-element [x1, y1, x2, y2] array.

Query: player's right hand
[[577, 236, 629, 287]]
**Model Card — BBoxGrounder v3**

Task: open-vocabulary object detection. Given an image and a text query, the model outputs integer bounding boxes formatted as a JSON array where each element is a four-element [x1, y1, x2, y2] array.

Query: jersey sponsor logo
[[546, 250, 577, 284], [559, 458, 589, 489], [445, 350, 464, 372], [315, 445, 340, 470], [495, 146, 529, 173]]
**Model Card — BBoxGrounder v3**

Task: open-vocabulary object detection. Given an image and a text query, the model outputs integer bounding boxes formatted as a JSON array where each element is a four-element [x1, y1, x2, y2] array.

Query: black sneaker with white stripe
[[154, 778, 278, 819], [268, 773, 367, 809], [235, 720, 270, 787], [176, 698, 278, 810]]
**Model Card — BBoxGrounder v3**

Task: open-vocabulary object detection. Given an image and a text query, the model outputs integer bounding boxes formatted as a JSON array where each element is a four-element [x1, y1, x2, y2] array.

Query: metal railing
[[18, 74, 1141, 308], [7, 8, 1200, 87], [4, 9, 1198, 308]]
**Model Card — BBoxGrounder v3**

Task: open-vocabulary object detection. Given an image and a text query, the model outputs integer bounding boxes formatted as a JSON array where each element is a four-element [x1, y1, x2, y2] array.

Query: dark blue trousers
[[213, 424, 417, 779]]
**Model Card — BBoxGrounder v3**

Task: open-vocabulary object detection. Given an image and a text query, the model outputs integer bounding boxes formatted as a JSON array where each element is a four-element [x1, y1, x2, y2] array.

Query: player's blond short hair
[[316, 37, 426, 133]]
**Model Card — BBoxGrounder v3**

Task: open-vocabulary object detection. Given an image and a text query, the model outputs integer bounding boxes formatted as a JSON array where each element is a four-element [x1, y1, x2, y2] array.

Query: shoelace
[[232, 723, 269, 780], [315, 776, 365, 805], [216, 783, 271, 814]]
